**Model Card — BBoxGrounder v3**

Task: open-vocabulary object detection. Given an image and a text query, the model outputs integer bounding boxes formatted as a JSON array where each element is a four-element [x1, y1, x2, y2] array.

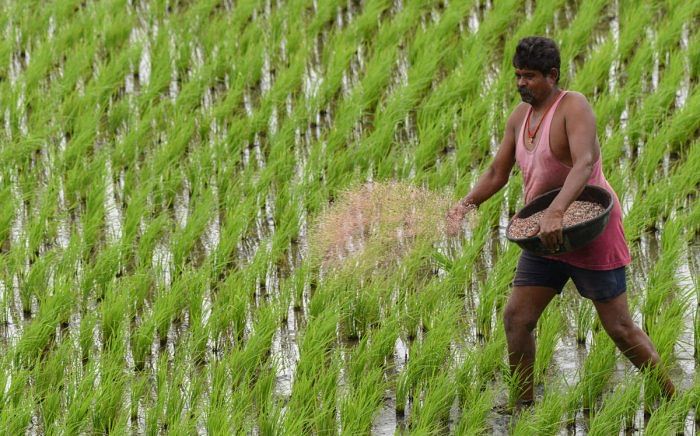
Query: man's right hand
[[446, 201, 476, 236]]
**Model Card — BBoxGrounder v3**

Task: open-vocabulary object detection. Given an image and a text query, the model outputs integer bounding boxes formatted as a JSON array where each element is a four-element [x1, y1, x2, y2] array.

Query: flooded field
[[0, 0, 698, 434]]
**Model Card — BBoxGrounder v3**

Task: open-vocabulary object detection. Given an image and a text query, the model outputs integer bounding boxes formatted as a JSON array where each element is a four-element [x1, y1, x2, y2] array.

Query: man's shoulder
[[561, 91, 592, 110], [507, 102, 530, 123]]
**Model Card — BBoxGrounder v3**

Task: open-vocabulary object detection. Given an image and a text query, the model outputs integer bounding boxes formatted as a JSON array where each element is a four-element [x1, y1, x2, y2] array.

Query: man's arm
[[538, 93, 599, 249], [446, 106, 522, 235]]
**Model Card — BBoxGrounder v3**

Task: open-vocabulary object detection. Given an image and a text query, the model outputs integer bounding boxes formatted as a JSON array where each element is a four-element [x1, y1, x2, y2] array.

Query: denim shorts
[[513, 250, 627, 301]]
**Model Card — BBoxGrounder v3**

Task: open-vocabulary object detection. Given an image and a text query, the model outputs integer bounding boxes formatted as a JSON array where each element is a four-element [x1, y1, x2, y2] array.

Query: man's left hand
[[538, 208, 564, 251]]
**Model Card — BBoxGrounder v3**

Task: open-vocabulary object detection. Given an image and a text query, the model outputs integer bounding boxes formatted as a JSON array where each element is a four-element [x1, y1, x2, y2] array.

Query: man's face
[[515, 68, 556, 104]]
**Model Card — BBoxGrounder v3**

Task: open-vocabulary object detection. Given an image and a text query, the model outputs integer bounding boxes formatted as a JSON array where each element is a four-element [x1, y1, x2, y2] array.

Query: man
[[446, 36, 674, 406]]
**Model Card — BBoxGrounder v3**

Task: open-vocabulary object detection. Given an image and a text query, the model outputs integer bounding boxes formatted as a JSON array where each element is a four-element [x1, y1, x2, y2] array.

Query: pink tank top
[[514, 91, 631, 270]]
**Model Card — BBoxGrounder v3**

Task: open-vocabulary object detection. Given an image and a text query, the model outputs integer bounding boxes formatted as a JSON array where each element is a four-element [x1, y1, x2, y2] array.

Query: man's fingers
[[537, 227, 561, 250], [529, 223, 540, 237]]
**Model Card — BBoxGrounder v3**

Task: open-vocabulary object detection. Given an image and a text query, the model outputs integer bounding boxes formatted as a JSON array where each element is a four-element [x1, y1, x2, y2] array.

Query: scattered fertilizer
[[508, 201, 606, 239], [309, 181, 453, 269]]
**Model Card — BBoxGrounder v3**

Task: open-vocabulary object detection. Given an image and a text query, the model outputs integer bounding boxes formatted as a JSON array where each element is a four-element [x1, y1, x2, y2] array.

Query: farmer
[[446, 36, 675, 406]]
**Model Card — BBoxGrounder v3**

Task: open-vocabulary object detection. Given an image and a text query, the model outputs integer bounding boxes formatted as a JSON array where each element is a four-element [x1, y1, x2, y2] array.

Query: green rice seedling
[[689, 27, 700, 80], [503, 353, 532, 411], [129, 372, 149, 431], [151, 268, 201, 346], [645, 388, 695, 435], [81, 242, 123, 301], [340, 319, 398, 432], [347, 317, 399, 386], [654, 1, 700, 55], [86, 44, 139, 109], [281, 371, 314, 433], [161, 356, 192, 433], [0, 394, 34, 435], [573, 295, 595, 345], [26, 181, 60, 260], [21, 249, 56, 315], [229, 302, 280, 390], [80, 160, 108, 258], [138, 28, 174, 107], [136, 213, 170, 268], [627, 49, 685, 140], [454, 349, 495, 433], [616, 0, 656, 55], [339, 282, 381, 341], [207, 358, 236, 433], [92, 341, 128, 434], [575, 330, 617, 411], [558, 0, 609, 69], [124, 269, 153, 319], [215, 271, 248, 345], [100, 279, 129, 348], [77, 299, 99, 360], [289, 264, 309, 311], [0, 184, 14, 247], [512, 384, 571, 435], [454, 385, 494, 435], [587, 375, 642, 435], [315, 0, 387, 99], [637, 88, 700, 183], [252, 358, 281, 434], [408, 372, 456, 433], [292, 306, 337, 377], [340, 366, 385, 435], [402, 285, 423, 342], [477, 244, 519, 340], [534, 300, 564, 384], [63, 359, 98, 434], [646, 291, 689, 368], [1, 357, 31, 414], [696, 305, 700, 361], [146, 353, 169, 434], [624, 140, 700, 240], [455, 93, 498, 168], [642, 219, 685, 332], [285, 353, 340, 435], [313, 357, 341, 435], [396, 303, 457, 414], [131, 311, 155, 371], [569, 38, 616, 98], [473, 323, 508, 389], [13, 281, 75, 367], [33, 340, 70, 430]]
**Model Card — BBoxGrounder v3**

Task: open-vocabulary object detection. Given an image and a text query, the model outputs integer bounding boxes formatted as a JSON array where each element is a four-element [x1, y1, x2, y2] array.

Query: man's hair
[[512, 37, 560, 83]]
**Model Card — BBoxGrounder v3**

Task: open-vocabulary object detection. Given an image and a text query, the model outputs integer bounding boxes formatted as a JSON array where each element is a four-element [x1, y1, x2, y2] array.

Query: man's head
[[512, 37, 560, 104]]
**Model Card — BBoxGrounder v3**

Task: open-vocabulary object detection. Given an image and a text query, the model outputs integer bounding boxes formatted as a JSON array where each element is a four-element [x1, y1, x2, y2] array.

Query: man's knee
[[603, 319, 636, 347], [504, 303, 538, 334]]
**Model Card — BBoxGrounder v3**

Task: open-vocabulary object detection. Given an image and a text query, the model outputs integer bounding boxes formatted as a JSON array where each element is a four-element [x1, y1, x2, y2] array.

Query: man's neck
[[531, 87, 561, 112]]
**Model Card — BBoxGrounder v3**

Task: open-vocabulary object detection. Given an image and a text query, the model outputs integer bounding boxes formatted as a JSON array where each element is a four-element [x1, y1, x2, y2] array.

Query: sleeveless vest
[[514, 91, 631, 270]]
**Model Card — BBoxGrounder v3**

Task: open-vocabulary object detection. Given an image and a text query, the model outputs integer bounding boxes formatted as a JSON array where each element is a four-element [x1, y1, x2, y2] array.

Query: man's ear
[[548, 68, 559, 84]]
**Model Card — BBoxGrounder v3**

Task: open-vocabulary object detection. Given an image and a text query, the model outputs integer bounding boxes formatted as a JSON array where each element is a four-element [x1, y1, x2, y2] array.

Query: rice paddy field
[[1, 0, 699, 434]]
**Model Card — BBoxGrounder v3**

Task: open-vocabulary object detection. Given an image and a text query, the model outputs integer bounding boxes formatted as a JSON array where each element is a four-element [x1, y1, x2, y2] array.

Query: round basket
[[505, 185, 614, 255]]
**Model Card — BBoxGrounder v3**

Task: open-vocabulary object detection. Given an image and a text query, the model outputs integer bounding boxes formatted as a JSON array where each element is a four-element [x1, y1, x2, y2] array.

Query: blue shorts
[[513, 250, 626, 301]]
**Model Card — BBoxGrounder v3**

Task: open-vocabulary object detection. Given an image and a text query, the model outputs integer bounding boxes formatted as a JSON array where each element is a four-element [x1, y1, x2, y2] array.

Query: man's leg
[[592, 292, 675, 398], [503, 285, 559, 404]]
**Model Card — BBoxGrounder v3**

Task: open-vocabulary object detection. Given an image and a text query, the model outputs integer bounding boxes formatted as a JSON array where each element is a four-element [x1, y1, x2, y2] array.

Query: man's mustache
[[518, 87, 533, 98]]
